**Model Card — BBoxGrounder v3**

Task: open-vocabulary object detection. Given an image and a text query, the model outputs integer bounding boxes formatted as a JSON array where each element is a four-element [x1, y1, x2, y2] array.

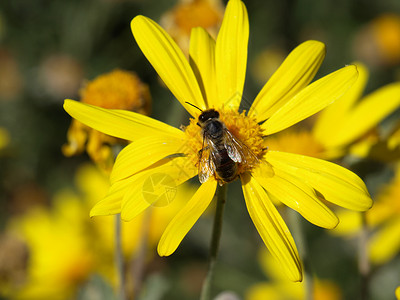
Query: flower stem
[[131, 209, 152, 299], [200, 184, 227, 300], [115, 214, 126, 300]]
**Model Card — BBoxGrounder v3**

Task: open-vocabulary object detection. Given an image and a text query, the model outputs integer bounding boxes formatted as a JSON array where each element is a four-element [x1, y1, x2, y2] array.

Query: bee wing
[[224, 129, 259, 167], [198, 136, 217, 184]]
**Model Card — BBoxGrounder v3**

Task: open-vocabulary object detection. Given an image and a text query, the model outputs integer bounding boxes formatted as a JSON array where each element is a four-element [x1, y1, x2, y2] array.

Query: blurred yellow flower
[[63, 69, 151, 172], [267, 62, 400, 160], [2, 163, 195, 299], [5, 193, 94, 299], [64, 0, 373, 282], [160, 0, 224, 56], [396, 286, 400, 300], [333, 163, 400, 265], [75, 163, 196, 261], [246, 249, 342, 300], [251, 47, 288, 86], [353, 14, 400, 67]]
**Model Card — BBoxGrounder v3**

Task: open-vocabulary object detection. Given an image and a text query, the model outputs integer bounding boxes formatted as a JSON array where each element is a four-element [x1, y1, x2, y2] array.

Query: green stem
[[200, 184, 228, 300], [115, 214, 126, 300], [131, 209, 152, 299]]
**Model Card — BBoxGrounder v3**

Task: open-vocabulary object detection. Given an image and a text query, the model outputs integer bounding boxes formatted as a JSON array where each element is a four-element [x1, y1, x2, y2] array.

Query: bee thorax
[[204, 120, 224, 139]]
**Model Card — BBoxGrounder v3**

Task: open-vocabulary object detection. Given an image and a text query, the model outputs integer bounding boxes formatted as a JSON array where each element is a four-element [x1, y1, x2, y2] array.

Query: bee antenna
[[185, 102, 203, 112]]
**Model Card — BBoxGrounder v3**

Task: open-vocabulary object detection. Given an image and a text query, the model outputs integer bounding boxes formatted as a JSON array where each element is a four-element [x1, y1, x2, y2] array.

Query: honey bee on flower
[[64, 0, 372, 282]]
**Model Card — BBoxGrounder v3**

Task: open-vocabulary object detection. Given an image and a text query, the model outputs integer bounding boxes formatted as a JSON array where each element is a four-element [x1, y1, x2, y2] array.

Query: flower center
[[63, 69, 151, 173], [80, 69, 151, 114], [173, 0, 223, 35], [183, 107, 265, 180]]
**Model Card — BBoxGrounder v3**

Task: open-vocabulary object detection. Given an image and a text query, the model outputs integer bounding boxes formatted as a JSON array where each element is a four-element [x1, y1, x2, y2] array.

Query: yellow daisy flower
[[5, 194, 94, 300], [266, 62, 400, 160], [64, 0, 372, 282], [353, 13, 400, 67], [2, 163, 195, 299], [313, 62, 400, 159], [333, 163, 400, 265], [160, 0, 224, 56], [62, 69, 151, 172]]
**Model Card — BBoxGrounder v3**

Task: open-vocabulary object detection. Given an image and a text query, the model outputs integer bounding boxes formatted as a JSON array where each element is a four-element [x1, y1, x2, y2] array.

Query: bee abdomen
[[215, 149, 238, 183]]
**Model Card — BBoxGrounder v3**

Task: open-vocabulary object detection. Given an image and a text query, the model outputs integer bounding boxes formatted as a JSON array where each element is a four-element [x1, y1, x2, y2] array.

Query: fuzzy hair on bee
[[185, 102, 259, 185]]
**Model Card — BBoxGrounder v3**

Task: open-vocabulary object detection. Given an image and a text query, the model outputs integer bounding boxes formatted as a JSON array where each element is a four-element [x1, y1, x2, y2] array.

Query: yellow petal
[[261, 65, 358, 135], [121, 157, 197, 221], [265, 151, 373, 211], [249, 41, 326, 122], [189, 27, 217, 108], [321, 82, 400, 148], [64, 100, 182, 141], [331, 210, 362, 236], [253, 165, 339, 229], [90, 170, 143, 217], [241, 172, 303, 282], [131, 16, 205, 116], [157, 178, 218, 256], [215, 0, 249, 110], [388, 126, 400, 150], [369, 217, 400, 264], [313, 62, 369, 145], [110, 135, 187, 184], [90, 185, 124, 217]]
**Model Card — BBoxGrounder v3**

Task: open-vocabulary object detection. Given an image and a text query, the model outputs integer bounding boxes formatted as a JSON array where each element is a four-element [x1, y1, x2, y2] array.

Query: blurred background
[[1, 0, 400, 299]]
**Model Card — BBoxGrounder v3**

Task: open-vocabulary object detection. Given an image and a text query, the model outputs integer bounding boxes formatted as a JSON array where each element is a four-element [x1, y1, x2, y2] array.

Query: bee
[[186, 103, 259, 185]]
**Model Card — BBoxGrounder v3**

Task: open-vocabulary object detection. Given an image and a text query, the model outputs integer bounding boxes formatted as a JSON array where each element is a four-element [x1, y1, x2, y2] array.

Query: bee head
[[198, 109, 219, 123]]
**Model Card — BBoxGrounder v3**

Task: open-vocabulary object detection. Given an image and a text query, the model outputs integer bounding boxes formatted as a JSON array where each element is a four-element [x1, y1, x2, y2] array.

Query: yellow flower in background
[[62, 69, 151, 172], [3, 163, 194, 299], [333, 163, 400, 265], [396, 286, 400, 300], [5, 193, 94, 300], [353, 13, 400, 67], [64, 0, 372, 282], [313, 62, 400, 159], [246, 250, 342, 300], [74, 163, 196, 261], [251, 47, 288, 86], [160, 0, 224, 56], [266, 62, 400, 160]]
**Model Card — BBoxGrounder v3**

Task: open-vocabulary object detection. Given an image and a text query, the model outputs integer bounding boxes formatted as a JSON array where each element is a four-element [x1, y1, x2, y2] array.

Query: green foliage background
[[1, 0, 400, 299]]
